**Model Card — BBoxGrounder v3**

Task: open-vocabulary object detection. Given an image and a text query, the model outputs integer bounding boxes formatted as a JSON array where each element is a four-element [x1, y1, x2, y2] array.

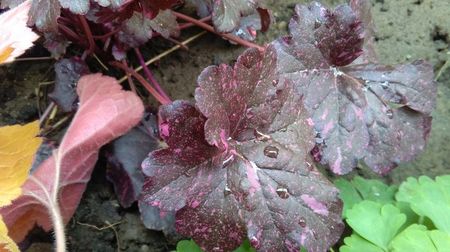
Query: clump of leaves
[[1, 0, 270, 58], [139, 0, 436, 251], [336, 175, 450, 252]]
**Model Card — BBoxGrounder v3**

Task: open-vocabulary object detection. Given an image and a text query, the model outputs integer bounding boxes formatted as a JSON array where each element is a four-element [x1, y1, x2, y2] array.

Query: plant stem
[[172, 11, 264, 51], [49, 198, 66, 252], [118, 31, 207, 84], [51, 151, 66, 252], [178, 16, 211, 30], [78, 15, 95, 59], [134, 48, 171, 102], [111, 61, 170, 104]]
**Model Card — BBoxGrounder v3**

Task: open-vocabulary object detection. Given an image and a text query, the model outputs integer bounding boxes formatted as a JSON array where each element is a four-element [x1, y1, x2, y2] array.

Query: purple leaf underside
[[49, 58, 90, 112], [106, 114, 162, 208], [141, 46, 344, 252], [274, 1, 436, 174]]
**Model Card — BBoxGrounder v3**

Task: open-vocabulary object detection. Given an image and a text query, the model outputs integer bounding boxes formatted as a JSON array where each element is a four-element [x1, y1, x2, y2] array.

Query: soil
[[1, 0, 449, 251]]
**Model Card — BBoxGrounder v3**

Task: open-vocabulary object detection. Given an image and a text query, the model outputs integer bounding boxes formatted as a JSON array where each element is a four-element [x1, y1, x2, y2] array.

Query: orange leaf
[[0, 121, 41, 206]]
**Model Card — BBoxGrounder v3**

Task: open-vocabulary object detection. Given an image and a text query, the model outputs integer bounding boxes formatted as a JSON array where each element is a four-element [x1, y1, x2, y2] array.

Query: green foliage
[[336, 175, 450, 252], [176, 239, 255, 252]]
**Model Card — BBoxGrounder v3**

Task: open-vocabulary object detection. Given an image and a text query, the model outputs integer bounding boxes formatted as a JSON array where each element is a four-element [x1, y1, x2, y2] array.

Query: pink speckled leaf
[[141, 47, 344, 252], [0, 74, 144, 242], [274, 1, 436, 174]]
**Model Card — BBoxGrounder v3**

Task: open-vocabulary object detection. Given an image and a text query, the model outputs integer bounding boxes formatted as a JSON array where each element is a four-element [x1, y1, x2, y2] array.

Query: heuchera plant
[[0, 0, 437, 251], [139, 1, 436, 251]]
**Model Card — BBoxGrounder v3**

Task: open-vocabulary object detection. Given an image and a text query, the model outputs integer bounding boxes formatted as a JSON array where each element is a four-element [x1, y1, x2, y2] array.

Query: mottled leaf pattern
[[274, 1, 436, 174], [141, 47, 344, 252]]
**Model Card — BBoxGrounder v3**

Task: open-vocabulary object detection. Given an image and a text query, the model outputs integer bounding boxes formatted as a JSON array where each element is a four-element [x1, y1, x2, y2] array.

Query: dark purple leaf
[[28, 0, 61, 31], [48, 58, 90, 112], [273, 1, 436, 174], [230, 9, 272, 42], [139, 201, 177, 236], [188, 0, 269, 33], [42, 32, 70, 59], [59, 0, 90, 15], [349, 0, 377, 63], [141, 47, 344, 251], [106, 113, 162, 208], [117, 9, 179, 47]]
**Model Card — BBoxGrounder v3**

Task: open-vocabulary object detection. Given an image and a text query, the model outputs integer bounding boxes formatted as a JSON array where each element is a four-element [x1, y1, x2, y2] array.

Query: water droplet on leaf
[[299, 217, 306, 228], [264, 145, 279, 158], [276, 187, 289, 199], [224, 184, 232, 196]]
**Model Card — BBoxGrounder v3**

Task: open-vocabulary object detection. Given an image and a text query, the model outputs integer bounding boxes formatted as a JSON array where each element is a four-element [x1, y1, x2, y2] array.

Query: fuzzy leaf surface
[[0, 74, 144, 242], [142, 46, 343, 252], [274, 1, 436, 174]]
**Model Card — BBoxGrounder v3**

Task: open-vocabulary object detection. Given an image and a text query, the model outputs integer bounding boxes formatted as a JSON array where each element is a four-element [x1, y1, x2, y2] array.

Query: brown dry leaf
[[0, 120, 41, 205]]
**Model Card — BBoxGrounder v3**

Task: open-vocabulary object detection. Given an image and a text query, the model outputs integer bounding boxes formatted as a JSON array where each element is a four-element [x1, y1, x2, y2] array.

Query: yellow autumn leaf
[[0, 120, 41, 206], [0, 216, 19, 252]]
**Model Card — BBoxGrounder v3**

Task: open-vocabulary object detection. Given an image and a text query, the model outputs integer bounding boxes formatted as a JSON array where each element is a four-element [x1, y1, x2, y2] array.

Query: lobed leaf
[[340, 233, 384, 252], [0, 0, 39, 64], [188, 0, 269, 33], [274, 1, 436, 174], [142, 46, 344, 252], [117, 9, 179, 47], [396, 175, 450, 233], [345, 201, 406, 250], [335, 176, 397, 217], [389, 224, 450, 252], [0, 74, 144, 242]]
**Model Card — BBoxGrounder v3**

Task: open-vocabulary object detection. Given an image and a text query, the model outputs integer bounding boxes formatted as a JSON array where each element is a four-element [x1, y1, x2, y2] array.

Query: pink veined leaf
[[0, 74, 144, 242], [0, 0, 39, 64]]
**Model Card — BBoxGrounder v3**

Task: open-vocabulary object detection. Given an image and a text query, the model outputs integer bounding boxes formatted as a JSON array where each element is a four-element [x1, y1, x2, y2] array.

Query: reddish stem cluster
[[56, 10, 263, 105]]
